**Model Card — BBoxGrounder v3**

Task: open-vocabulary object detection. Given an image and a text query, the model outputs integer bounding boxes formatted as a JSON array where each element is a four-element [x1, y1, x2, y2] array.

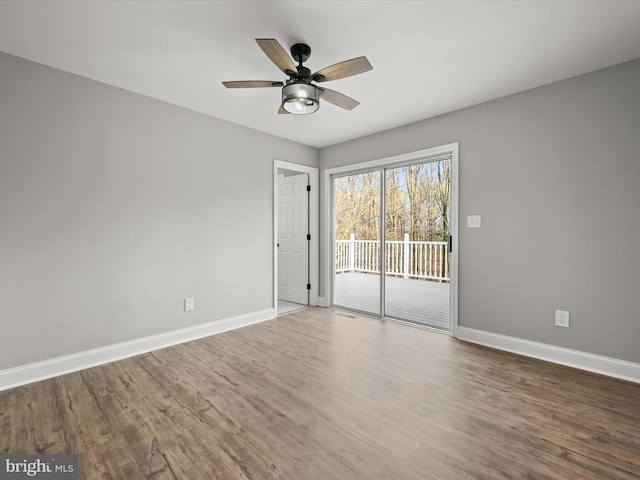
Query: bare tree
[[334, 159, 450, 242]]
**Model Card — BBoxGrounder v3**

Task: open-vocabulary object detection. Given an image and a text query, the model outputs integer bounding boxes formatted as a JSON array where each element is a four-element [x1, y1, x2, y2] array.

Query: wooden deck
[[334, 272, 450, 330]]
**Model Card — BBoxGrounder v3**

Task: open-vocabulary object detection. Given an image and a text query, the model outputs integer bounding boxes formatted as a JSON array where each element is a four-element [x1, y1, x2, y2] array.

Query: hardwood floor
[[1, 307, 639, 479]]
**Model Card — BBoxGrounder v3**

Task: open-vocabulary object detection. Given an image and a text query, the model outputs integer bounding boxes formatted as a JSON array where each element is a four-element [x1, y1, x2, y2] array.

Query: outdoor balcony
[[334, 234, 450, 330]]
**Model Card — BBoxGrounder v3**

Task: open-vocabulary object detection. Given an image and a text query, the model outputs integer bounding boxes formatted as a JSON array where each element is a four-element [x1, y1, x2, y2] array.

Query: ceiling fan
[[222, 39, 372, 115]]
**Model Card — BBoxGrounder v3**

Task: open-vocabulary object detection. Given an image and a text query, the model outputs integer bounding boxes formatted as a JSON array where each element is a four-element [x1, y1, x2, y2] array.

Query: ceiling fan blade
[[222, 80, 283, 88], [278, 105, 289, 115], [312, 56, 372, 82], [256, 38, 298, 75], [320, 87, 360, 111]]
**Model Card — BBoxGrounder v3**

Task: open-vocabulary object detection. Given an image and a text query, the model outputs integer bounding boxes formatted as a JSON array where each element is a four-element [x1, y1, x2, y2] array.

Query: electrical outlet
[[467, 215, 482, 228], [555, 310, 569, 328], [185, 298, 194, 312]]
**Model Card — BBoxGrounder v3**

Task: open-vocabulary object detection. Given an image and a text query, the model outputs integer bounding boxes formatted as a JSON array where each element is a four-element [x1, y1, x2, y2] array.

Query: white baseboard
[[317, 296, 328, 307], [0, 308, 275, 392], [457, 326, 640, 384]]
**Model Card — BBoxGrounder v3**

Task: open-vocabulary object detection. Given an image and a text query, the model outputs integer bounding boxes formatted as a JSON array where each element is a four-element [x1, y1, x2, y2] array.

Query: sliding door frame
[[324, 143, 459, 337]]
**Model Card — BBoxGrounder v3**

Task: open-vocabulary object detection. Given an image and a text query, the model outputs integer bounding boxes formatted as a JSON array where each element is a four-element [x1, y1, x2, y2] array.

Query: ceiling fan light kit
[[223, 39, 372, 115], [282, 82, 320, 114]]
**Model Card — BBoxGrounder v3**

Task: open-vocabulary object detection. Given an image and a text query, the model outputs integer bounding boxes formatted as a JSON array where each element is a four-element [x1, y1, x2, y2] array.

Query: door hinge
[[306, 283, 311, 290], [306, 185, 311, 192], [448, 235, 453, 253], [307, 234, 311, 241]]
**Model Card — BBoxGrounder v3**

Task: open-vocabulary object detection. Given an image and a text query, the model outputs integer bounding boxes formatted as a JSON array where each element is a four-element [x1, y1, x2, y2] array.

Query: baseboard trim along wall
[[457, 326, 640, 384], [0, 308, 275, 392]]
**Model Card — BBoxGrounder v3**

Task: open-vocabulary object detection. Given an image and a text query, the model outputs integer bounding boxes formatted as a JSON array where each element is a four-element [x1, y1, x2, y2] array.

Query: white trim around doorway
[[273, 160, 319, 316], [323, 143, 459, 337]]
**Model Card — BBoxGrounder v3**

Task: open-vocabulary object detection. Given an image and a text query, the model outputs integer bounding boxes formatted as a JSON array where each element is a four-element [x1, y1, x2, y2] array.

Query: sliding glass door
[[333, 156, 452, 331], [333, 171, 381, 315], [383, 160, 451, 329]]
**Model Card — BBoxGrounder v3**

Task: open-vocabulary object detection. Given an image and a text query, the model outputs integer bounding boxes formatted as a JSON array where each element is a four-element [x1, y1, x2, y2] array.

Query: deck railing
[[336, 233, 449, 282]]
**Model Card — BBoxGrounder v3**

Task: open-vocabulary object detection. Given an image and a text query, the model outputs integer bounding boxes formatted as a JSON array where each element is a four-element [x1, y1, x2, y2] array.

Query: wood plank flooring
[[1, 307, 639, 479]]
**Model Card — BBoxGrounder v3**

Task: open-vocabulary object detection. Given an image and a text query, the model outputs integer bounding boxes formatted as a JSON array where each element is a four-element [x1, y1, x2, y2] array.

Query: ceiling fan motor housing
[[290, 43, 312, 78]]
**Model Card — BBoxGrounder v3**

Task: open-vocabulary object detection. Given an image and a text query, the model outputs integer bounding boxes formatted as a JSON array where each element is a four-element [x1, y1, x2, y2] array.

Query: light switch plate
[[467, 215, 482, 228], [185, 298, 194, 312], [555, 310, 569, 328]]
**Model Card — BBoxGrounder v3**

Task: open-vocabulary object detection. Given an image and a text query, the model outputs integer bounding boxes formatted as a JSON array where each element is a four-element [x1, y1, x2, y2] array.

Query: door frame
[[273, 159, 319, 315], [323, 143, 459, 337]]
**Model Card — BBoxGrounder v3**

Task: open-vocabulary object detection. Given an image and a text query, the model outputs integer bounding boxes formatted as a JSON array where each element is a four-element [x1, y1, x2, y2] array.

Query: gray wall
[[319, 58, 640, 364], [0, 52, 317, 370], [2, 48, 638, 372]]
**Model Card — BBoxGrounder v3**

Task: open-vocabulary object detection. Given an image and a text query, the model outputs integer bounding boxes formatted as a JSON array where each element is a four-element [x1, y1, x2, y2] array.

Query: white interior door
[[278, 173, 309, 304]]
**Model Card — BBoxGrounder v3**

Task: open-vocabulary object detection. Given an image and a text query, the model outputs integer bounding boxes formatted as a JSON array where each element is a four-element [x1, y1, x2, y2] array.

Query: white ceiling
[[1, 1, 640, 148]]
